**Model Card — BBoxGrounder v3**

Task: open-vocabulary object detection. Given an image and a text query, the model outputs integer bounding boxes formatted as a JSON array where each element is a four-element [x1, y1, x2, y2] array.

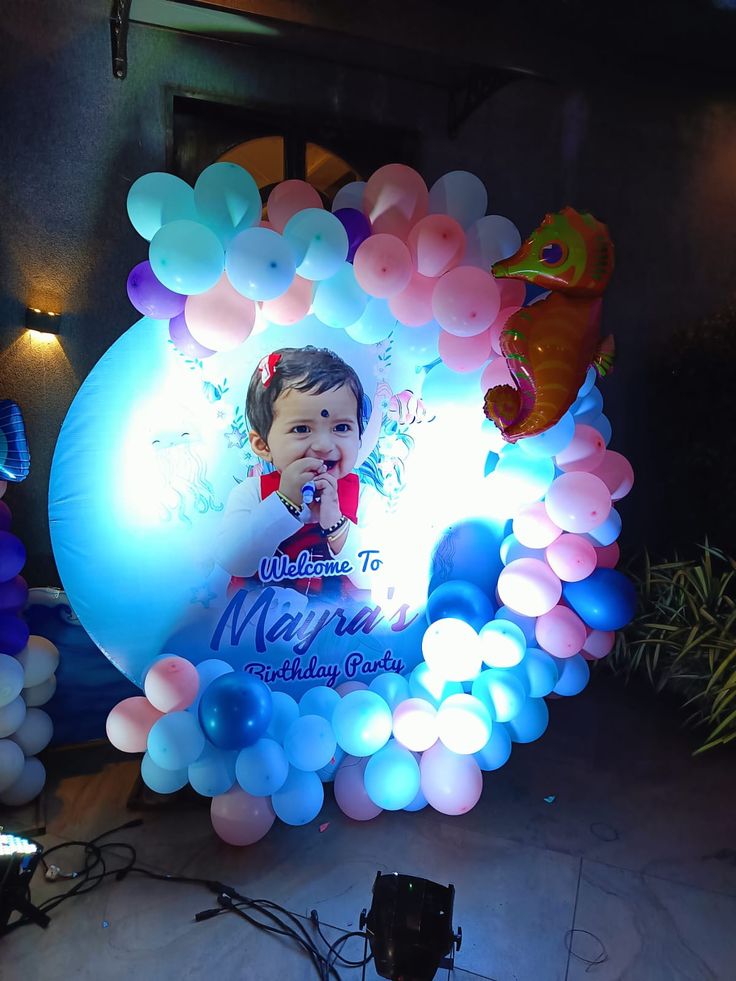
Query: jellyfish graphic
[[150, 421, 223, 526]]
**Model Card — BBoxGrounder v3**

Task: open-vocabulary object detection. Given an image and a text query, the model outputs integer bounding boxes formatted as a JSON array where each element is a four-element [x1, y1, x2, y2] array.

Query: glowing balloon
[[392, 698, 439, 752], [545, 533, 597, 582], [332, 690, 392, 756], [272, 766, 324, 826], [388, 272, 436, 327], [144, 655, 199, 713], [513, 502, 562, 549], [267, 180, 323, 233], [346, 298, 396, 344], [432, 266, 500, 337], [429, 171, 487, 229], [312, 263, 368, 328], [535, 605, 587, 658], [499, 534, 545, 566], [494, 606, 537, 644], [235, 738, 289, 796], [211, 786, 276, 845], [283, 714, 336, 772], [364, 739, 421, 810], [518, 412, 575, 459], [474, 723, 512, 771], [408, 214, 465, 278], [127, 172, 196, 241], [226, 227, 297, 301], [353, 234, 412, 298], [408, 663, 463, 707], [283, 208, 349, 281], [422, 617, 482, 682], [299, 685, 340, 721], [505, 698, 549, 743], [363, 163, 429, 239], [369, 672, 410, 712], [437, 694, 492, 755], [544, 472, 611, 534], [497, 558, 562, 617], [147, 711, 205, 771], [592, 451, 635, 501], [334, 755, 383, 821], [471, 669, 526, 722], [149, 220, 224, 295], [420, 742, 483, 815], [555, 424, 607, 473], [478, 619, 527, 668], [106, 696, 163, 753]]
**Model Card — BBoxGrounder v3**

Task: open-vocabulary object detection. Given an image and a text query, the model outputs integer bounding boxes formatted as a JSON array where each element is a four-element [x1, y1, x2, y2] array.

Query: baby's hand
[[279, 458, 326, 507], [314, 470, 341, 529]]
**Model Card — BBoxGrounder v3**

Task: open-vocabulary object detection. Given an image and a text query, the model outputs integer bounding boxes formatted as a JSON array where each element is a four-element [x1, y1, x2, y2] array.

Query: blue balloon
[[571, 386, 604, 425], [283, 208, 348, 281], [577, 366, 597, 398], [283, 714, 336, 771], [265, 691, 299, 743], [463, 215, 521, 269], [552, 654, 590, 696], [512, 648, 559, 698], [332, 690, 392, 756], [364, 739, 420, 810], [586, 508, 621, 547], [403, 785, 429, 812], [198, 672, 272, 750], [299, 685, 340, 721], [472, 669, 526, 723], [368, 672, 410, 712], [505, 697, 549, 744], [194, 162, 261, 245], [236, 737, 289, 796], [149, 220, 224, 295], [345, 298, 396, 344], [429, 171, 488, 230], [495, 446, 555, 503], [271, 767, 324, 826], [188, 744, 237, 797], [426, 579, 495, 631], [147, 711, 205, 771], [499, 534, 545, 565], [494, 605, 536, 644], [312, 262, 367, 328], [563, 568, 637, 631], [127, 172, 197, 242], [225, 226, 296, 300], [590, 412, 612, 446], [474, 723, 512, 771], [317, 746, 345, 782], [517, 412, 575, 459], [188, 658, 234, 716], [141, 752, 189, 794], [408, 662, 463, 708]]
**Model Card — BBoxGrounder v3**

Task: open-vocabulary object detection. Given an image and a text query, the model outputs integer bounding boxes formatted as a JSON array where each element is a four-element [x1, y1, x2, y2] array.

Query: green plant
[[609, 543, 736, 753]]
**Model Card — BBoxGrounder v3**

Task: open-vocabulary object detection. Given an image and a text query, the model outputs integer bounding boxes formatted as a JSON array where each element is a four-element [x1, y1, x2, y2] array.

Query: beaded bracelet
[[320, 514, 347, 538], [327, 521, 350, 544], [276, 490, 302, 519]]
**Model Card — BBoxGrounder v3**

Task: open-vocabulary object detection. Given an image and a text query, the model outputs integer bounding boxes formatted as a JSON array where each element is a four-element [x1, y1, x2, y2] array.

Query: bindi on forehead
[[320, 409, 330, 418]]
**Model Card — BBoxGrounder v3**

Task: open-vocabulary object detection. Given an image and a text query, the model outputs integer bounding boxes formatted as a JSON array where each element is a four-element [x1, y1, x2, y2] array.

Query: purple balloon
[[0, 531, 25, 582], [0, 501, 11, 532], [0, 611, 29, 655], [127, 261, 187, 319], [169, 312, 216, 360], [334, 208, 372, 262], [0, 575, 28, 613]]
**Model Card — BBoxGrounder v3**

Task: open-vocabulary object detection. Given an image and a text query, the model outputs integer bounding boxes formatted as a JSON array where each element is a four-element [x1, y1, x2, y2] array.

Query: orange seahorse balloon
[[484, 207, 614, 442]]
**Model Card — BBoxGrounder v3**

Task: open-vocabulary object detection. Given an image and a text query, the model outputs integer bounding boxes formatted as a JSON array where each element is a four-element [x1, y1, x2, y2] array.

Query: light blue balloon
[[331, 690, 392, 756], [283, 714, 336, 771], [586, 507, 621, 547], [317, 746, 345, 782], [577, 366, 597, 398], [369, 672, 410, 712], [474, 723, 512, 771], [463, 214, 522, 268], [518, 412, 575, 459], [505, 697, 549, 743], [408, 662, 463, 708], [194, 162, 261, 245], [364, 739, 420, 810], [402, 320, 440, 362], [496, 446, 555, 502], [0, 653, 24, 708], [471, 669, 526, 722], [422, 361, 483, 404], [429, 171, 488, 229], [571, 386, 604, 424], [0, 738, 24, 793], [495, 605, 536, 644], [299, 685, 340, 721], [512, 647, 559, 698], [331, 181, 366, 213], [147, 711, 205, 771], [188, 743, 237, 797], [149, 220, 224, 295], [312, 262, 368, 328], [141, 752, 189, 794], [590, 413, 612, 446], [479, 619, 527, 668], [283, 209, 348, 281], [271, 766, 324, 826], [500, 534, 545, 565], [226, 226, 296, 300], [236, 737, 289, 796], [188, 658, 234, 715], [346, 298, 397, 344], [552, 654, 590, 696], [266, 691, 299, 743], [127, 172, 197, 242], [403, 785, 429, 811]]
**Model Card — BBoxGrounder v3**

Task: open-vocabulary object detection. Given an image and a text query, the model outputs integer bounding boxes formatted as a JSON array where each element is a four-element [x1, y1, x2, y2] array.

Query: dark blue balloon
[[429, 518, 505, 600], [427, 579, 495, 631], [198, 672, 273, 750], [562, 568, 637, 631], [0, 611, 29, 655], [333, 208, 371, 262]]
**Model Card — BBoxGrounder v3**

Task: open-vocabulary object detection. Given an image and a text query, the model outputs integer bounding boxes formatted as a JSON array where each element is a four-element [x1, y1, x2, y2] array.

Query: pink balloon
[[481, 356, 512, 393], [261, 274, 313, 325], [545, 472, 612, 534], [388, 271, 436, 326], [363, 163, 429, 240], [432, 267, 501, 336], [595, 541, 620, 568], [210, 786, 276, 845], [106, 697, 163, 753], [353, 234, 413, 298], [335, 681, 369, 697], [144, 655, 200, 713], [545, 533, 598, 582], [489, 305, 521, 355], [535, 605, 587, 658], [513, 502, 562, 549], [438, 327, 493, 373], [592, 451, 635, 501], [555, 424, 607, 473], [267, 180, 323, 233], [334, 755, 383, 821], [497, 558, 562, 617], [497, 279, 526, 307], [582, 629, 615, 660], [420, 741, 483, 816], [185, 273, 256, 351], [408, 214, 465, 277]]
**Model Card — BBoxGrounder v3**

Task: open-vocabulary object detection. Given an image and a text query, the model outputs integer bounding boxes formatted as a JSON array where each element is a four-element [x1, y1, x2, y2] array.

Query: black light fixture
[[25, 307, 62, 335], [359, 871, 462, 980], [0, 833, 49, 934]]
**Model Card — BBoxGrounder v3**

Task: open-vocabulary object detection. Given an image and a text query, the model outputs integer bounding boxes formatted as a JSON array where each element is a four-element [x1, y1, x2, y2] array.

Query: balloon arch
[[49, 163, 635, 845]]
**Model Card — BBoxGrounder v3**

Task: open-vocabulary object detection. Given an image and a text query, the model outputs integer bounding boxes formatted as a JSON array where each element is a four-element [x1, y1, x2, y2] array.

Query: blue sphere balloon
[[188, 659, 233, 716], [345, 298, 396, 344], [141, 752, 189, 794], [198, 672, 273, 750], [571, 386, 604, 425], [265, 691, 299, 743], [312, 262, 368, 328], [331, 690, 392, 756], [317, 746, 345, 782], [586, 507, 621, 547], [299, 685, 340, 721], [517, 412, 575, 459], [512, 648, 559, 698], [194, 162, 261, 245], [563, 568, 637, 631], [127, 172, 196, 242], [368, 672, 410, 712], [474, 723, 512, 771], [225, 226, 296, 300], [471, 669, 526, 723], [429, 518, 504, 600], [403, 784, 429, 812], [577, 366, 597, 398], [364, 739, 420, 811], [505, 697, 549, 744], [408, 662, 463, 708], [283, 714, 336, 772], [283, 208, 348, 281], [590, 412, 612, 446], [147, 711, 205, 771], [495, 605, 536, 644], [188, 744, 237, 797], [271, 767, 324, 826], [552, 654, 590, 696], [149, 220, 224, 295], [236, 737, 289, 796], [427, 579, 495, 631]]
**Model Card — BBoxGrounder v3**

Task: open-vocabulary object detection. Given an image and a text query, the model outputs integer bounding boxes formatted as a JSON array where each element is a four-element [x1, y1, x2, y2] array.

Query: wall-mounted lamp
[[25, 307, 62, 335]]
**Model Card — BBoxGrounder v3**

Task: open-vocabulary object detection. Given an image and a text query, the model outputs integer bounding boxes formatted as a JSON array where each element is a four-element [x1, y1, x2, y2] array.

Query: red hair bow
[[257, 353, 281, 388]]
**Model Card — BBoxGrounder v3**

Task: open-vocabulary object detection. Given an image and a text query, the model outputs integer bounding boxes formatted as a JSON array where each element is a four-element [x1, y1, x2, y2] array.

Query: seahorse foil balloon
[[484, 207, 614, 442]]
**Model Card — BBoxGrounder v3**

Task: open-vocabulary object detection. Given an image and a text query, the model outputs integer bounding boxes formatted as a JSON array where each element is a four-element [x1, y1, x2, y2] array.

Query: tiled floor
[[2, 674, 735, 980]]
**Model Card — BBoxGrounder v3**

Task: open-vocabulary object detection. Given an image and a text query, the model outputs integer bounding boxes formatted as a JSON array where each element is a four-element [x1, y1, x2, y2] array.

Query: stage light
[[0, 833, 49, 934], [358, 871, 462, 980]]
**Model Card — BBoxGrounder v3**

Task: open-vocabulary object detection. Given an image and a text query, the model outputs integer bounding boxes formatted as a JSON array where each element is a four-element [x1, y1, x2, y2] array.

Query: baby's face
[[260, 384, 361, 479]]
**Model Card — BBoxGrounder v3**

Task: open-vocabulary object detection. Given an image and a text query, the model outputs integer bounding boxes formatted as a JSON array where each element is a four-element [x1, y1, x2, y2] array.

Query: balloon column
[[0, 402, 58, 806], [97, 162, 637, 846]]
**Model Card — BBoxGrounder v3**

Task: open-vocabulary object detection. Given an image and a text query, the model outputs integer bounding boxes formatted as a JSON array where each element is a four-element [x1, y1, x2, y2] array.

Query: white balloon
[[22, 674, 57, 707], [0, 696, 26, 738], [0, 652, 25, 708], [16, 636, 60, 688], [0, 738, 25, 793], [10, 708, 53, 757], [0, 756, 46, 806]]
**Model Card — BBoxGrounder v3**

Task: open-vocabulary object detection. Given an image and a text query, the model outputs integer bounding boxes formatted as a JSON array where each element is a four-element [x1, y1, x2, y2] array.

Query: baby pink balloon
[[267, 180, 323, 233], [513, 502, 563, 549], [498, 279, 526, 307], [353, 234, 413, 298], [489, 305, 521, 355], [582, 629, 615, 660], [335, 681, 369, 696], [432, 266, 501, 336], [392, 698, 439, 752], [210, 786, 276, 845], [144, 656, 200, 713], [481, 355, 512, 393], [555, 424, 607, 473], [106, 697, 163, 753], [334, 755, 383, 821], [438, 327, 493, 373], [592, 451, 635, 501], [545, 472, 611, 534], [595, 541, 621, 568], [388, 271, 436, 326], [261, 274, 313, 325], [185, 273, 256, 351], [497, 558, 562, 617], [408, 214, 465, 278], [545, 533, 598, 582], [535, 605, 587, 658], [420, 742, 483, 816], [363, 163, 429, 240]]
